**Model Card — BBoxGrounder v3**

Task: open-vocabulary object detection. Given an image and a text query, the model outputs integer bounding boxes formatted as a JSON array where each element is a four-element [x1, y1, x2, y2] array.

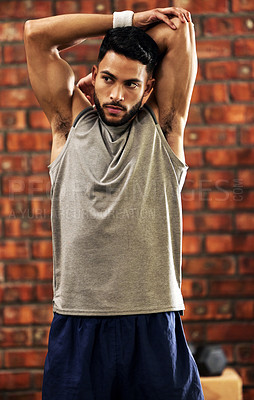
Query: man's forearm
[[24, 14, 113, 51]]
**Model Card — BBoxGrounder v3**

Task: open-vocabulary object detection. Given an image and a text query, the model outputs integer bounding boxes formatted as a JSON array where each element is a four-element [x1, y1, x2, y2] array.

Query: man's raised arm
[[146, 16, 197, 164], [24, 14, 114, 136]]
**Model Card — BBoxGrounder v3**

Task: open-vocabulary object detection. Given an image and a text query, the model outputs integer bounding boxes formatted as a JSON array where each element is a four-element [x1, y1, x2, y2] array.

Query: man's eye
[[103, 76, 112, 82], [127, 82, 138, 88]]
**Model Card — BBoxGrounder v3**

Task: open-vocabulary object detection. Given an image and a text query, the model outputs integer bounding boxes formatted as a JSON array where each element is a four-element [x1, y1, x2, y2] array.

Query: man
[[24, 6, 203, 400]]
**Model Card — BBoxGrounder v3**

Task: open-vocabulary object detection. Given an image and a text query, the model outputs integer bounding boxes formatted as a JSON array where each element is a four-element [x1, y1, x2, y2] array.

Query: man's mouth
[[104, 105, 125, 114]]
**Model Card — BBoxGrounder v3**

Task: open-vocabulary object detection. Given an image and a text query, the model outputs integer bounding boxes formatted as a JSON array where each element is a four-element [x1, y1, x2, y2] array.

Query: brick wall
[[0, 0, 253, 398]]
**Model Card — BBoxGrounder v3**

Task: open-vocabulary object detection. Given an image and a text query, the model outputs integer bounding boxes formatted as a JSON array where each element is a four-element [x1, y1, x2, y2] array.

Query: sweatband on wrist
[[113, 10, 134, 28]]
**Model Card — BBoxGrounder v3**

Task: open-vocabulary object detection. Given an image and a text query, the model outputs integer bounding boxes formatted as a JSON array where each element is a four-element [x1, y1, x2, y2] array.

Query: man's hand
[[133, 7, 191, 30], [77, 72, 94, 105]]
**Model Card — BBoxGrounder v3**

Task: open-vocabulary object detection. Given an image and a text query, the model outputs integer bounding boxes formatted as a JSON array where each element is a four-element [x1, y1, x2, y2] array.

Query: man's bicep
[[26, 45, 75, 130], [147, 21, 197, 135]]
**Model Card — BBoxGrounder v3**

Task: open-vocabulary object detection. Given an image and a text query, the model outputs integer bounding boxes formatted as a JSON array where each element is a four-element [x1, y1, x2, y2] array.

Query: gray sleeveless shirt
[[48, 104, 188, 316]]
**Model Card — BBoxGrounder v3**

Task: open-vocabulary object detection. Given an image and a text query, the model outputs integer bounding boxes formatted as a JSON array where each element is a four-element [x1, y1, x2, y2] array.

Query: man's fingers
[[157, 7, 191, 24], [155, 10, 177, 29]]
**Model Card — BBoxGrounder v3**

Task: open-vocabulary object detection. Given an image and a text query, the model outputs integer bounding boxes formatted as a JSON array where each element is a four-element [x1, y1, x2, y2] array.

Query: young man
[[24, 7, 203, 400]]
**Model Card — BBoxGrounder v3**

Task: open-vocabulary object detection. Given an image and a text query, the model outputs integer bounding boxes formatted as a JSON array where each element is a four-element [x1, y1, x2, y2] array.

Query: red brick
[[182, 191, 204, 211], [5, 218, 51, 238], [7, 132, 52, 152], [191, 83, 228, 103], [230, 82, 254, 101], [28, 111, 51, 130], [56, 0, 80, 14], [6, 393, 42, 400], [33, 370, 44, 390], [236, 213, 254, 231], [0, 155, 28, 173], [30, 198, 51, 217], [183, 323, 205, 343], [238, 169, 254, 188], [232, 0, 254, 12], [35, 283, 53, 302], [206, 234, 254, 253], [183, 214, 233, 232], [236, 344, 254, 363], [0, 327, 33, 348], [185, 170, 235, 190], [81, 0, 111, 14], [182, 235, 203, 255], [31, 154, 51, 173], [185, 149, 203, 168], [205, 148, 254, 166], [6, 262, 52, 281], [0, 1, 52, 19], [196, 40, 231, 59], [186, 127, 236, 147], [208, 190, 254, 210], [0, 263, 4, 282], [211, 279, 254, 297], [238, 367, 254, 386], [207, 323, 254, 342], [0, 111, 26, 130], [204, 16, 254, 37], [184, 300, 232, 320], [183, 256, 236, 275], [182, 279, 207, 298], [235, 301, 254, 320], [0, 134, 4, 151], [32, 241, 52, 259], [0, 372, 30, 391], [204, 105, 254, 124], [115, 0, 168, 12], [244, 388, 254, 400], [0, 67, 29, 87], [33, 326, 51, 346], [3, 44, 26, 64], [240, 126, 254, 145], [234, 39, 254, 57], [0, 241, 29, 259], [239, 256, 254, 275], [61, 42, 101, 63], [5, 349, 47, 368], [2, 284, 35, 303], [172, 0, 228, 13], [0, 22, 24, 42], [3, 305, 52, 325], [0, 198, 29, 218], [20, 262, 53, 282], [186, 105, 203, 124], [0, 89, 39, 108], [205, 60, 254, 80], [2, 175, 50, 196]]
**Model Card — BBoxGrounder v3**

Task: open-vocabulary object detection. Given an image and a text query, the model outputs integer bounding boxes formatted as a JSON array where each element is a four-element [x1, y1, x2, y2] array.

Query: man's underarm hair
[[160, 107, 176, 136]]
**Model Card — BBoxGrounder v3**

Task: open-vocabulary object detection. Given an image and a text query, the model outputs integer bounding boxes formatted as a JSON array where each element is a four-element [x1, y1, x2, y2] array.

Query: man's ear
[[91, 65, 98, 86], [143, 77, 155, 97]]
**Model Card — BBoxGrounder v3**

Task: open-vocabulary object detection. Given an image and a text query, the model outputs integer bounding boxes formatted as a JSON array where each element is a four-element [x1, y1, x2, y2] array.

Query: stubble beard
[[94, 91, 143, 127]]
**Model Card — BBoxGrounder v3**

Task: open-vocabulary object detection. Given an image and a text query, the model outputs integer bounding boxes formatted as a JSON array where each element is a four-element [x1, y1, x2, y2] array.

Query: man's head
[[92, 27, 159, 126]]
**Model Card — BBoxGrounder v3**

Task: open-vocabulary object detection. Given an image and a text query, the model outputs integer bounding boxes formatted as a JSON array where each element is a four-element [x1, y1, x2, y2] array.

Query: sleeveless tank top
[[48, 104, 188, 316]]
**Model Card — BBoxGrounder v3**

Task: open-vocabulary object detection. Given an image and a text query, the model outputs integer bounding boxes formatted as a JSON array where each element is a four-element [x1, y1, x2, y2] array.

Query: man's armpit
[[160, 106, 176, 135]]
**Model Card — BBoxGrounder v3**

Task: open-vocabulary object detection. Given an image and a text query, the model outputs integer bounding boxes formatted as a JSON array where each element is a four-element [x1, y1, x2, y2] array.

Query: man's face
[[92, 51, 154, 126]]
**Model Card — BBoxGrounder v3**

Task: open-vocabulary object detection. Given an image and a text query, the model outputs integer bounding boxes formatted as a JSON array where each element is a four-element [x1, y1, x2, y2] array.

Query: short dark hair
[[97, 26, 159, 76]]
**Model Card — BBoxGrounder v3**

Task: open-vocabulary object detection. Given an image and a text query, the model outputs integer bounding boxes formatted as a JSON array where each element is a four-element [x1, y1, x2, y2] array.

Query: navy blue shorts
[[42, 311, 204, 400]]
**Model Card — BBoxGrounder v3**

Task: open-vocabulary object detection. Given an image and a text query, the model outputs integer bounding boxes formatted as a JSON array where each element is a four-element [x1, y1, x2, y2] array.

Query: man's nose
[[110, 84, 124, 102]]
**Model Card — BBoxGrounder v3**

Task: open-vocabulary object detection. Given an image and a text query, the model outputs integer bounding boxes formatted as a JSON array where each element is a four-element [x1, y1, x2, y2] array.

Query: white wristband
[[113, 10, 134, 28]]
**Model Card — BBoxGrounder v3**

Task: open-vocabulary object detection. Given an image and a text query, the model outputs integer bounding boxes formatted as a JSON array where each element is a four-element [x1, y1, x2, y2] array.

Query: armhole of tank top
[[143, 103, 189, 171], [47, 106, 94, 172]]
